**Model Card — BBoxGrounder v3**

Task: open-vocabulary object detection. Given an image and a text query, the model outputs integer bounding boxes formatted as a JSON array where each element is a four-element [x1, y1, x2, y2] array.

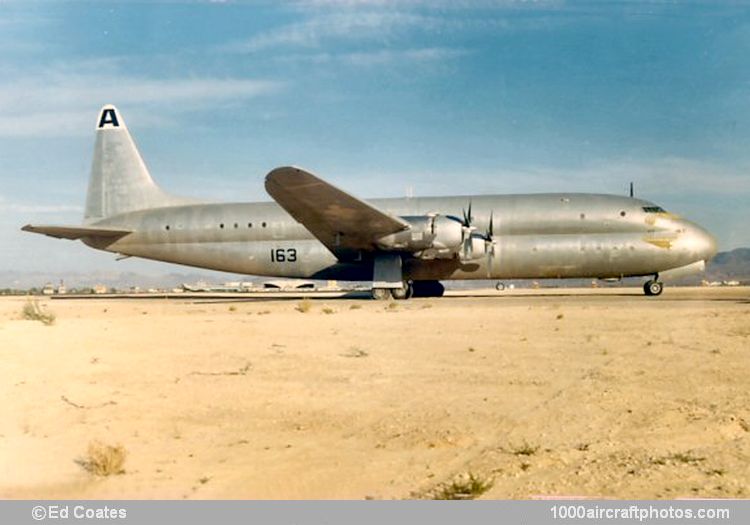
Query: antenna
[[406, 185, 414, 199], [629, 182, 634, 198]]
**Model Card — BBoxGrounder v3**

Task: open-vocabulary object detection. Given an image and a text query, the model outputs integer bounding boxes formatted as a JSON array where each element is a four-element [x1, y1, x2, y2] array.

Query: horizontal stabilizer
[[21, 224, 132, 241], [265, 166, 409, 258]]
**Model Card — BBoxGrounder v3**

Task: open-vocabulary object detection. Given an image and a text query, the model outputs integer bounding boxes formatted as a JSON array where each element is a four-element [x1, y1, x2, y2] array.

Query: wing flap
[[21, 224, 132, 240], [265, 167, 409, 257]]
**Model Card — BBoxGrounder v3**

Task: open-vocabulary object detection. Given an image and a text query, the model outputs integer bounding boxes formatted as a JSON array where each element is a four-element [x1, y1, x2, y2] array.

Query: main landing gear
[[371, 255, 445, 300], [371, 280, 445, 300], [643, 275, 664, 297]]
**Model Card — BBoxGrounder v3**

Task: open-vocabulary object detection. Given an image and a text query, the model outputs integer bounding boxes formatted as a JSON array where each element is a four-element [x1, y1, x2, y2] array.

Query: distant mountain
[[706, 248, 750, 282]]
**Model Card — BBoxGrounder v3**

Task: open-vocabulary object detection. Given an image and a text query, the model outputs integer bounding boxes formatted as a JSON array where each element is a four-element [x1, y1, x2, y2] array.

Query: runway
[[46, 285, 749, 303], [1, 286, 748, 499]]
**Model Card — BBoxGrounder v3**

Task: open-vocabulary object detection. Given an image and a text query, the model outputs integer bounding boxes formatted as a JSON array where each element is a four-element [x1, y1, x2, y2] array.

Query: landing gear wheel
[[391, 282, 413, 300], [643, 280, 664, 296], [495, 282, 505, 291], [371, 288, 391, 300]]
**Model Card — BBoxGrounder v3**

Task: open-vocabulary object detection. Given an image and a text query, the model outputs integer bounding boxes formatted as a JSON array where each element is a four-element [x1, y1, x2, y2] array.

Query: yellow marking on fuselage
[[645, 212, 680, 227], [644, 238, 674, 249]]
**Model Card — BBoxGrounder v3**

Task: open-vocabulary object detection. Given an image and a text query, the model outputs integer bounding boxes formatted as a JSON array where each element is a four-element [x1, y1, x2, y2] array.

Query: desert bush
[[79, 441, 127, 476], [429, 473, 493, 500], [21, 300, 55, 325], [510, 441, 539, 456], [296, 298, 312, 313]]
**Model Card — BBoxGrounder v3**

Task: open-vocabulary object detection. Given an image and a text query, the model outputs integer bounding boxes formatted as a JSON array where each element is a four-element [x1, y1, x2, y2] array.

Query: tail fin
[[84, 105, 193, 223]]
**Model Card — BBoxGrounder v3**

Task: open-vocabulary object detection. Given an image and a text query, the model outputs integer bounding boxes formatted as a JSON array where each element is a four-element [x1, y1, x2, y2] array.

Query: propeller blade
[[485, 211, 496, 277], [461, 201, 473, 227]]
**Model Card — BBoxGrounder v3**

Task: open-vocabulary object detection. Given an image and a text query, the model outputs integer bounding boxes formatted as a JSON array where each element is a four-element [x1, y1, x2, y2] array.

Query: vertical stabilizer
[[84, 105, 192, 223]]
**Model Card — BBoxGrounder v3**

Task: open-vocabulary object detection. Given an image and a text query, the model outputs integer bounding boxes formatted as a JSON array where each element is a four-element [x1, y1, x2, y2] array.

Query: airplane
[[22, 105, 717, 299]]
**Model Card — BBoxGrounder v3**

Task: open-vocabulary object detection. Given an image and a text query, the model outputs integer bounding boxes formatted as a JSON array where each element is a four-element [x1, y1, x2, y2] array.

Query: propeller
[[462, 201, 473, 229], [459, 201, 478, 260], [446, 202, 498, 266], [484, 212, 497, 277]]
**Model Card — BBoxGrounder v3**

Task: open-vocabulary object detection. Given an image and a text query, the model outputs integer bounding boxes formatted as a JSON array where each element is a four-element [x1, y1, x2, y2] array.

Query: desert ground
[[1, 287, 749, 500]]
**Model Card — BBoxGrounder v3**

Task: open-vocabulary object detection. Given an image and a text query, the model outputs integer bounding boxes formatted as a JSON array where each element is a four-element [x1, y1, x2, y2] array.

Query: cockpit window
[[642, 206, 666, 213]]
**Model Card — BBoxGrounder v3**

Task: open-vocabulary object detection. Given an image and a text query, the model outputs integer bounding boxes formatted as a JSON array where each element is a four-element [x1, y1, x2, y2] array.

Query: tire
[[371, 288, 391, 300], [643, 280, 664, 296], [495, 282, 505, 291], [391, 282, 413, 300]]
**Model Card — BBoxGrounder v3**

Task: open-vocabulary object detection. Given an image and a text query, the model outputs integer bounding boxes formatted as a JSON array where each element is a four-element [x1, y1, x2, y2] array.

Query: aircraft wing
[[265, 166, 409, 258], [21, 224, 132, 241]]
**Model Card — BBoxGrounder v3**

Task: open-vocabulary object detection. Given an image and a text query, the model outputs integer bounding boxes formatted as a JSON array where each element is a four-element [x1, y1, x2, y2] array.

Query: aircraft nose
[[684, 223, 718, 262]]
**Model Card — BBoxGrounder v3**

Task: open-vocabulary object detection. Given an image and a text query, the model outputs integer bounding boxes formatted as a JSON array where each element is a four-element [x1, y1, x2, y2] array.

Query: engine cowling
[[375, 215, 464, 258], [461, 233, 486, 261]]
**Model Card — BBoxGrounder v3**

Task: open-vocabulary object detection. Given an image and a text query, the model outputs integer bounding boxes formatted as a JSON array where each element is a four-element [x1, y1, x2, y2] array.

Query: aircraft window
[[248, 222, 252, 228], [165, 225, 170, 230], [580, 213, 586, 220], [262, 222, 267, 228], [233, 223, 238, 229], [642, 206, 666, 213], [620, 211, 626, 217], [220, 223, 225, 229]]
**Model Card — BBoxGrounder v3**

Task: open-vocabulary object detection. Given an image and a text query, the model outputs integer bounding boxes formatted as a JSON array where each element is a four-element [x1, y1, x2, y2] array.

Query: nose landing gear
[[643, 276, 664, 296]]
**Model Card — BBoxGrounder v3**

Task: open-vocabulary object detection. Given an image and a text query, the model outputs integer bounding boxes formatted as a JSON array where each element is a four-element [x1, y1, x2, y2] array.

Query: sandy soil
[[1, 287, 749, 499]]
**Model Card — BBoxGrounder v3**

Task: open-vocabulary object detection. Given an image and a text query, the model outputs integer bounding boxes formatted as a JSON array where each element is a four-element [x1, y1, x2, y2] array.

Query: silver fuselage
[[85, 193, 717, 282]]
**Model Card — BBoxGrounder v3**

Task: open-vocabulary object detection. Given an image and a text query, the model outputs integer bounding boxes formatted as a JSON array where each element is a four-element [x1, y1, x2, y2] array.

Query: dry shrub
[[296, 298, 312, 313], [510, 441, 539, 456], [21, 300, 55, 325], [79, 441, 127, 476], [427, 473, 493, 500]]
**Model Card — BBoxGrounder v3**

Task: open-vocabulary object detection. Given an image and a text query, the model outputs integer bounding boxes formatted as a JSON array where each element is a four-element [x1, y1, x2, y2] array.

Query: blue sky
[[1, 0, 749, 275]]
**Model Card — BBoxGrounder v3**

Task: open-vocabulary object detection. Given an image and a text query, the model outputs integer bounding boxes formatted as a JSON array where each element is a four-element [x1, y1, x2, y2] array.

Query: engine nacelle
[[375, 215, 464, 257], [431, 215, 464, 251], [461, 233, 486, 261]]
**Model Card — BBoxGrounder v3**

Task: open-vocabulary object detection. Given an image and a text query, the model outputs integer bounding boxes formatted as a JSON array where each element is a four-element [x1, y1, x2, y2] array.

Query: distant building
[[42, 283, 55, 295], [93, 284, 108, 294]]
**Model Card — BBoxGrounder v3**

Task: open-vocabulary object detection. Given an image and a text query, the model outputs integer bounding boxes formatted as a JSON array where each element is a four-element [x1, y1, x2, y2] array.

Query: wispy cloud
[[293, 0, 561, 9], [276, 46, 469, 66], [0, 64, 283, 137], [343, 157, 750, 199], [226, 11, 440, 53], [466, 157, 750, 197], [0, 201, 83, 214]]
